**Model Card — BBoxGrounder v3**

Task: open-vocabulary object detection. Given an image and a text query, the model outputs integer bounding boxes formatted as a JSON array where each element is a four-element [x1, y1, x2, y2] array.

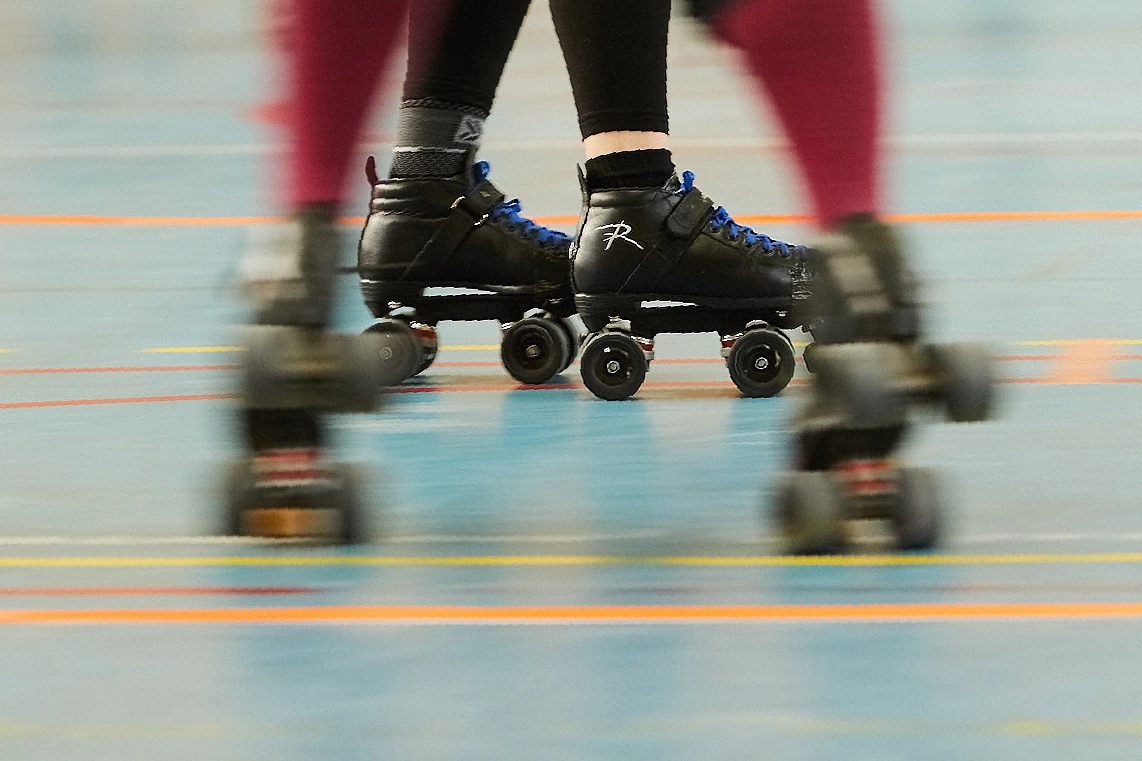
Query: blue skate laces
[[472, 161, 570, 247], [678, 170, 810, 262]]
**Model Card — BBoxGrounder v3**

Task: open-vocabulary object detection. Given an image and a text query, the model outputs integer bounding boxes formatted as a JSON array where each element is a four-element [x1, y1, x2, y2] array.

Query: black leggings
[[404, 0, 670, 136], [402, 0, 532, 114], [550, 0, 671, 138]]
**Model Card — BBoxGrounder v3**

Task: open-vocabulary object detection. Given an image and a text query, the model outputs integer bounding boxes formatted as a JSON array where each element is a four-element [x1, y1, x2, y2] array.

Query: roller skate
[[572, 170, 813, 400], [777, 213, 994, 554], [227, 207, 409, 543], [357, 159, 579, 385]]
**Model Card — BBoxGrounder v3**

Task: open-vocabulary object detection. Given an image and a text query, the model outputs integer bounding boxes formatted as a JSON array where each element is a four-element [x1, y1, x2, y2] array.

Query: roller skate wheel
[[501, 316, 571, 385], [776, 470, 845, 555], [812, 343, 907, 427], [579, 331, 648, 401], [926, 342, 994, 423], [362, 318, 422, 385], [726, 329, 795, 398], [891, 466, 942, 550]]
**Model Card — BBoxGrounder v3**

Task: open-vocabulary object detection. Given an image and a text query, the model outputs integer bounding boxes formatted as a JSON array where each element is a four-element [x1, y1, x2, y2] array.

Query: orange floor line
[[0, 365, 235, 375], [5, 209, 1142, 227], [1046, 338, 1119, 384], [5, 602, 1142, 625]]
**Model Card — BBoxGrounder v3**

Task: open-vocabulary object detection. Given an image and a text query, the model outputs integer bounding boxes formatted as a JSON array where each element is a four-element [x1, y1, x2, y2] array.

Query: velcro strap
[[620, 192, 713, 293], [400, 182, 504, 281], [665, 188, 712, 237]]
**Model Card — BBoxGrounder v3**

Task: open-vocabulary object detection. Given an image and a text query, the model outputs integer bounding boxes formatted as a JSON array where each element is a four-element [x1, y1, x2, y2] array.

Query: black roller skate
[[357, 159, 579, 385], [572, 170, 813, 400], [778, 213, 994, 554], [227, 208, 409, 544]]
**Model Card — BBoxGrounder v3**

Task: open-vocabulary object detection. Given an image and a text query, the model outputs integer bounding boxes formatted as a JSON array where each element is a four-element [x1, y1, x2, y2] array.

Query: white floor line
[[7, 132, 1142, 160], [1, 531, 1142, 548]]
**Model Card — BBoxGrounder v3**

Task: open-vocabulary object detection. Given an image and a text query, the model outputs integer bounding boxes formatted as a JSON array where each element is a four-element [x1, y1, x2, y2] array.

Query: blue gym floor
[[4, 1, 1142, 758]]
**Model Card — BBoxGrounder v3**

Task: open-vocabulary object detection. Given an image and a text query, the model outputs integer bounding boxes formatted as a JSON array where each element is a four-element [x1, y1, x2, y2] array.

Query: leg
[[358, 0, 580, 386], [231, 0, 414, 543], [549, 0, 812, 400], [693, 0, 995, 551]]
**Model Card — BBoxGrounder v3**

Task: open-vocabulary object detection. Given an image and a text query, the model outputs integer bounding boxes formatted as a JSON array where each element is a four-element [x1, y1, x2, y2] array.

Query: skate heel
[[575, 293, 639, 333]]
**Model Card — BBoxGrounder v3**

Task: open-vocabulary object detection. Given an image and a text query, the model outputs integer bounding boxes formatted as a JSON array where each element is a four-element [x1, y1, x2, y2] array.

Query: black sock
[[583, 149, 674, 193], [389, 98, 487, 179]]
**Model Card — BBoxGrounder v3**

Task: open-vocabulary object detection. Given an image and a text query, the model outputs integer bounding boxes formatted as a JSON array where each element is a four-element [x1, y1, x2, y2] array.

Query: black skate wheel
[[812, 343, 907, 427], [891, 466, 941, 550], [362, 318, 421, 385], [501, 317, 571, 384], [928, 343, 994, 423], [727, 329, 796, 398], [579, 331, 648, 401], [776, 470, 845, 555]]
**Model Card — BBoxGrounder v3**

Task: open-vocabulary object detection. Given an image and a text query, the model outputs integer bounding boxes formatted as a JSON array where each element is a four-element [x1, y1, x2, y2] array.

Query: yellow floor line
[[142, 346, 243, 354]]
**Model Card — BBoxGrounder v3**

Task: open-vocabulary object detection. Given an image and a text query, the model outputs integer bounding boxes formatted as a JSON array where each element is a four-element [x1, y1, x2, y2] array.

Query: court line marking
[[4, 602, 1142, 625], [1045, 339, 1118, 385], [7, 209, 1142, 228], [0, 356, 1106, 376], [0, 394, 230, 410], [7, 132, 1142, 160], [4, 553, 1142, 568], [3, 532, 1142, 547], [142, 346, 242, 353], [0, 365, 235, 375], [3, 375, 1141, 408], [0, 587, 317, 597]]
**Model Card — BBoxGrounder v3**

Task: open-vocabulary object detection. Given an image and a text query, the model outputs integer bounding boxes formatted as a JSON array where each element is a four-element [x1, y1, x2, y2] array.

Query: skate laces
[[677, 170, 809, 262], [472, 161, 570, 247]]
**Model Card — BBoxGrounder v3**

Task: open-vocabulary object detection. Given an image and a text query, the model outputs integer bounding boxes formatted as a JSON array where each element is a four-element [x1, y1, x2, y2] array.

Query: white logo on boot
[[597, 221, 644, 251]]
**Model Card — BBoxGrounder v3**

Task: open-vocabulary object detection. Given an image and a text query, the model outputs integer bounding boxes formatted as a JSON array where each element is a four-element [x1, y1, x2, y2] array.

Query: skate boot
[[572, 169, 813, 400], [227, 207, 408, 544], [358, 159, 578, 385], [778, 213, 994, 554]]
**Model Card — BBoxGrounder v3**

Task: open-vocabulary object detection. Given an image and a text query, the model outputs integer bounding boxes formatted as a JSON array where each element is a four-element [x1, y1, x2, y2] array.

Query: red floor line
[[5, 602, 1142, 625], [0, 393, 232, 409], [3, 376, 1141, 408]]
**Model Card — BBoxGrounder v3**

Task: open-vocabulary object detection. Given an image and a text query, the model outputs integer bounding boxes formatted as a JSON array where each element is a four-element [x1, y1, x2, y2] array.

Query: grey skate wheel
[[802, 342, 820, 374], [812, 343, 907, 427], [928, 343, 994, 423], [777, 470, 845, 555], [727, 328, 796, 398], [891, 466, 941, 550], [555, 315, 584, 372], [363, 318, 421, 385], [501, 316, 571, 384], [241, 327, 380, 412], [409, 324, 438, 377], [579, 331, 648, 401]]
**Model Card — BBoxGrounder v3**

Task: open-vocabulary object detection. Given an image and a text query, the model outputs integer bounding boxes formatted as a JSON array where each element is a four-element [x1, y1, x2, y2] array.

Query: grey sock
[[389, 98, 487, 179]]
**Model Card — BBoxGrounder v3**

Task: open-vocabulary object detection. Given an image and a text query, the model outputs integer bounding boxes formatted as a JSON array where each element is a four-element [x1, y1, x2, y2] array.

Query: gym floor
[[4, 1, 1142, 758]]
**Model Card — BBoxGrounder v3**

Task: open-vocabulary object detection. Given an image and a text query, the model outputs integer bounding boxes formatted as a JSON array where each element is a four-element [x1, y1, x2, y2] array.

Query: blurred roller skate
[[778, 214, 994, 554], [357, 159, 579, 385], [572, 169, 813, 400], [227, 207, 408, 543]]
